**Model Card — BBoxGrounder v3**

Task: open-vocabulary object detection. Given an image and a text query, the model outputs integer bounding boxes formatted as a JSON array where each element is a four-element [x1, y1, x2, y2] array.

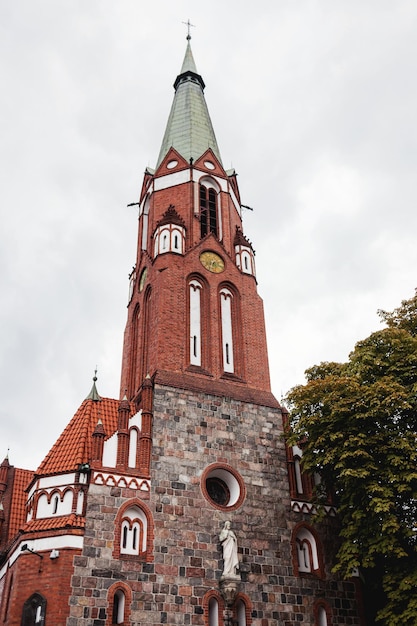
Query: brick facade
[[1, 548, 80, 625], [0, 39, 364, 626]]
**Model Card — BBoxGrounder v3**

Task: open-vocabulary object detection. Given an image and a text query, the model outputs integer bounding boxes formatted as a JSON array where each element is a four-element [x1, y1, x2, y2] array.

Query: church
[[0, 36, 364, 626]]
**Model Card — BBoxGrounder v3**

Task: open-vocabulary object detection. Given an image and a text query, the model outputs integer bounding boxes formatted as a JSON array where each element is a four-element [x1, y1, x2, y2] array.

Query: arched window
[[36, 488, 73, 519], [315, 601, 331, 626], [296, 534, 312, 572], [120, 507, 146, 556], [318, 605, 327, 626], [294, 456, 304, 495], [21, 593, 46, 626], [189, 279, 203, 366], [233, 595, 252, 626], [52, 494, 59, 515], [112, 589, 125, 624], [236, 599, 247, 626], [220, 288, 234, 373], [208, 597, 219, 626], [115, 500, 153, 561], [153, 206, 186, 257], [293, 524, 324, 577], [128, 304, 140, 399], [288, 445, 314, 500], [203, 591, 224, 626], [141, 287, 151, 382], [108, 583, 132, 626], [200, 184, 218, 238], [128, 427, 139, 468], [141, 195, 150, 251]]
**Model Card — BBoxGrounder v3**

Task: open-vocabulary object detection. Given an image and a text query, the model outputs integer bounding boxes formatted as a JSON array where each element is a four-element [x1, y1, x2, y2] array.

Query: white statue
[[219, 521, 240, 579]]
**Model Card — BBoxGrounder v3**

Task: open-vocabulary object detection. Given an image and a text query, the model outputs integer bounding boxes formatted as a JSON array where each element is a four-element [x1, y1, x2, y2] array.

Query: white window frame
[[189, 280, 202, 366], [220, 288, 234, 373]]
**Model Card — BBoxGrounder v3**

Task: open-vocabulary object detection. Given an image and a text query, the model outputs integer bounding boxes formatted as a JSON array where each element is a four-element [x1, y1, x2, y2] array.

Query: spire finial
[[86, 368, 101, 402], [182, 18, 195, 40]]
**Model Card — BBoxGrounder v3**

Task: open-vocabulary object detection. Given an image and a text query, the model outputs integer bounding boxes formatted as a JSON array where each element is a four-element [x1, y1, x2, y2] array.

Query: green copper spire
[[180, 38, 198, 74], [85, 370, 101, 402], [156, 39, 222, 168]]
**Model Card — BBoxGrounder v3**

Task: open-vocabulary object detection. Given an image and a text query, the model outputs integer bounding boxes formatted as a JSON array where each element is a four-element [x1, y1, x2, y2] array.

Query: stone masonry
[[67, 383, 361, 625]]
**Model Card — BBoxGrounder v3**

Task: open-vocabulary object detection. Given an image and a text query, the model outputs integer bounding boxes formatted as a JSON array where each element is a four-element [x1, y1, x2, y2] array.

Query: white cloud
[[1, 0, 416, 469]]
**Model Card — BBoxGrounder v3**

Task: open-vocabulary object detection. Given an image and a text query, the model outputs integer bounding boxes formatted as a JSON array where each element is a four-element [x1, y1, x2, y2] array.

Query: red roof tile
[[23, 513, 85, 533], [5, 468, 32, 543], [35, 397, 133, 477]]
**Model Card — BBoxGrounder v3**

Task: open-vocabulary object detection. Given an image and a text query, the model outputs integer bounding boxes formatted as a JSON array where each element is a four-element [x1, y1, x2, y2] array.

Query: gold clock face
[[199, 251, 225, 273], [139, 267, 147, 292]]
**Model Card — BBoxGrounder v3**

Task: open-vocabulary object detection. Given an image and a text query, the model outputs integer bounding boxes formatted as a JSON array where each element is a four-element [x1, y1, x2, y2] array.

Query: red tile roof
[[23, 513, 85, 533], [35, 396, 129, 477], [5, 468, 32, 542]]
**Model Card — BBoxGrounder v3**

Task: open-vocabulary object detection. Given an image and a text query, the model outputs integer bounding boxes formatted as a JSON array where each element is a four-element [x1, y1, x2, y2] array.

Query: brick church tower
[[0, 37, 364, 626]]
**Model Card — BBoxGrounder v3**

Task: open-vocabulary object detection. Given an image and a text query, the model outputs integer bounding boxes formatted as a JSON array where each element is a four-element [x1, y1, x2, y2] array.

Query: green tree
[[286, 290, 417, 625]]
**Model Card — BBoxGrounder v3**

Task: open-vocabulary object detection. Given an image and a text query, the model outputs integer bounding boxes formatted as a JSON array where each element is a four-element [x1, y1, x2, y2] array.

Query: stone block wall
[[67, 383, 362, 625]]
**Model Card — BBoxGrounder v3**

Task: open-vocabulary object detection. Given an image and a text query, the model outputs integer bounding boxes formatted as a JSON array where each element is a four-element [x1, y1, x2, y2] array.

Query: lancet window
[[208, 597, 219, 626], [112, 589, 125, 624], [153, 224, 185, 256], [128, 427, 139, 468], [189, 279, 203, 366], [220, 288, 234, 373], [203, 591, 224, 626], [116, 500, 153, 561], [21, 593, 46, 626], [293, 525, 323, 577], [108, 583, 132, 626], [288, 445, 315, 501], [200, 183, 218, 238], [120, 505, 147, 555], [317, 605, 328, 626], [234, 597, 251, 626]]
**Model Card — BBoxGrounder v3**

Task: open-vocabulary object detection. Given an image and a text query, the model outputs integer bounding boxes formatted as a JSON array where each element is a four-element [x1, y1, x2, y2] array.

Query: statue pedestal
[[219, 577, 240, 607]]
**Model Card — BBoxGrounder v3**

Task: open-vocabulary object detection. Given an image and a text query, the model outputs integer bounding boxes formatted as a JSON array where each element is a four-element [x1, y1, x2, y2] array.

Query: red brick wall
[[120, 161, 271, 401], [1, 547, 79, 626]]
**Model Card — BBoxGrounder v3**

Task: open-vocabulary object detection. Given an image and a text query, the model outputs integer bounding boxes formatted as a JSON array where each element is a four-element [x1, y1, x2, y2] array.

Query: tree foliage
[[286, 290, 417, 625]]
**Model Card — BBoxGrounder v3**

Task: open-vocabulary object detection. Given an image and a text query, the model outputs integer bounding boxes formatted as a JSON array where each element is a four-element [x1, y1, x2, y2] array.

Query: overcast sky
[[1, 0, 416, 471]]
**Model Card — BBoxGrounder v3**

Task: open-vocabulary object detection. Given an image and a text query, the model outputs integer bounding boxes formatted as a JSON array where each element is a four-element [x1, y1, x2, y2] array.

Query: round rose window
[[201, 464, 245, 511]]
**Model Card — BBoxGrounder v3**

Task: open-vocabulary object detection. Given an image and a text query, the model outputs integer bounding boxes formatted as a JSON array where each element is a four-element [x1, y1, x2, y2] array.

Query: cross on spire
[[182, 18, 195, 40]]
